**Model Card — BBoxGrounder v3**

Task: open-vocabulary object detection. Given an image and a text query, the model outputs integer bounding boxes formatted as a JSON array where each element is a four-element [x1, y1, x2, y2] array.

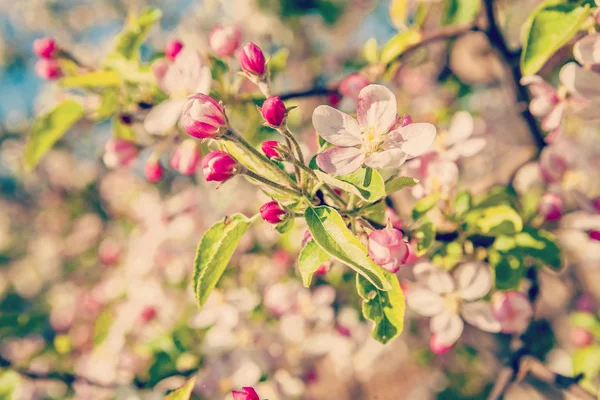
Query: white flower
[[312, 84, 436, 175], [441, 111, 486, 161], [143, 48, 212, 135], [406, 262, 501, 347]]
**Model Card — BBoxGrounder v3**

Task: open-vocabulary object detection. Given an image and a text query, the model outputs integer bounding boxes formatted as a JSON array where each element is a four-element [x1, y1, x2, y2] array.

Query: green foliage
[[60, 71, 121, 88], [489, 249, 524, 290], [314, 167, 386, 202], [363, 38, 379, 64], [275, 218, 294, 234], [573, 345, 600, 393], [94, 308, 113, 345], [0, 371, 20, 400], [380, 30, 422, 65], [304, 206, 391, 291], [223, 141, 283, 182], [464, 205, 523, 236], [414, 219, 436, 256], [111, 8, 162, 61], [570, 312, 600, 338], [24, 100, 85, 170], [521, 0, 592, 76], [384, 176, 419, 195], [442, 0, 480, 25], [493, 226, 562, 270], [298, 240, 330, 287], [95, 89, 119, 120], [164, 377, 197, 400], [269, 48, 289, 80], [113, 117, 136, 141], [193, 214, 254, 309], [357, 271, 405, 344], [453, 190, 472, 217], [412, 192, 439, 221], [431, 241, 463, 270]]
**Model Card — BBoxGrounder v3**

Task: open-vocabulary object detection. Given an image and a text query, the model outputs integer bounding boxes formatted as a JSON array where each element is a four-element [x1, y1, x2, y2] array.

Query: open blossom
[[170, 140, 201, 175], [440, 111, 486, 161], [557, 211, 600, 265], [539, 146, 568, 183], [313, 85, 436, 175], [404, 152, 459, 199], [103, 138, 138, 168], [367, 228, 410, 273], [232, 387, 259, 400], [538, 192, 562, 221], [209, 25, 242, 57], [491, 291, 533, 334], [181, 93, 226, 138], [406, 262, 501, 348], [521, 76, 564, 139], [144, 48, 211, 135]]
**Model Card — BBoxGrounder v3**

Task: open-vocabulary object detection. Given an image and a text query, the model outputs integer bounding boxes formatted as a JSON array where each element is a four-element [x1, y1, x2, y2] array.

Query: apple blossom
[[260, 201, 286, 224], [430, 334, 454, 355], [491, 291, 533, 334], [140, 306, 157, 323], [144, 160, 164, 183], [406, 262, 501, 347], [367, 228, 410, 273], [313, 84, 436, 175], [538, 192, 563, 222], [384, 207, 403, 229], [571, 327, 594, 347], [35, 59, 61, 80], [33, 37, 57, 59], [575, 294, 596, 313], [441, 111, 486, 161], [164, 39, 184, 61], [144, 48, 211, 135], [98, 238, 121, 265], [557, 211, 600, 265], [238, 42, 266, 77], [338, 73, 370, 100], [103, 138, 138, 168], [209, 24, 242, 57], [539, 146, 568, 183], [232, 386, 259, 400], [261, 96, 286, 126], [403, 152, 459, 199], [181, 93, 226, 138], [262, 140, 284, 159], [589, 230, 600, 241], [170, 140, 201, 175], [201, 151, 239, 182], [521, 75, 564, 137]]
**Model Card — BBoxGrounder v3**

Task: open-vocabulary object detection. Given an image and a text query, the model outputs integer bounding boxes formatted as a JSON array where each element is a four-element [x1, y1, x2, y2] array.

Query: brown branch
[[399, 22, 481, 59]]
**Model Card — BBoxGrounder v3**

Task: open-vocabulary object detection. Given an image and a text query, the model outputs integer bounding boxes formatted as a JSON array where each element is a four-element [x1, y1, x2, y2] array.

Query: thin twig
[[399, 22, 481, 60]]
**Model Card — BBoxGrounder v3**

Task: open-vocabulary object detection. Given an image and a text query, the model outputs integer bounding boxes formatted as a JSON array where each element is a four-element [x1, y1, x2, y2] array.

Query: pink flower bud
[[165, 39, 184, 61], [430, 334, 453, 355], [261, 96, 286, 126], [538, 192, 563, 221], [170, 140, 201, 175], [328, 91, 342, 107], [144, 160, 164, 183], [338, 73, 370, 100], [238, 42, 266, 76], [571, 327, 594, 347], [140, 306, 157, 323], [262, 140, 283, 159], [589, 230, 600, 241], [98, 238, 121, 265], [232, 387, 259, 400], [575, 294, 596, 313], [103, 138, 138, 168], [33, 37, 57, 59], [302, 230, 312, 246], [201, 151, 238, 182], [491, 291, 533, 334], [315, 263, 328, 275], [260, 201, 286, 224], [35, 59, 61, 80], [181, 94, 226, 138], [539, 148, 568, 183], [209, 24, 242, 57], [368, 228, 410, 273]]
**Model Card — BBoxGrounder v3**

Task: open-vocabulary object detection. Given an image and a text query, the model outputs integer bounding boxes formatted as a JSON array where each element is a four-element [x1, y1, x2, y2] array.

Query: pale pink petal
[[424, 160, 459, 193], [405, 286, 445, 317], [540, 103, 564, 132], [194, 65, 212, 94], [559, 62, 600, 100], [316, 146, 366, 176], [520, 75, 556, 98], [461, 301, 501, 333], [574, 33, 600, 66], [413, 262, 455, 294], [356, 84, 397, 133], [143, 99, 188, 135], [560, 211, 600, 231], [312, 106, 362, 146], [444, 111, 474, 147], [454, 262, 492, 301], [364, 148, 407, 169], [391, 123, 437, 159], [529, 96, 556, 117], [446, 138, 486, 160], [572, 191, 598, 214], [430, 310, 464, 346], [575, 99, 600, 120]]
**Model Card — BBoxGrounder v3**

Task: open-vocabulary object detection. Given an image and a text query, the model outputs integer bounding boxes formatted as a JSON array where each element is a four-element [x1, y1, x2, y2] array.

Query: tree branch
[[400, 22, 481, 59]]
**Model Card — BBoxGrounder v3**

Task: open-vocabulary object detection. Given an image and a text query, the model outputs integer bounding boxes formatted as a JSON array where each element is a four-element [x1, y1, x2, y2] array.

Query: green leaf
[[573, 345, 600, 393], [454, 190, 472, 217], [412, 192, 439, 221], [363, 37, 379, 64], [314, 167, 386, 202], [269, 48, 289, 80], [93, 309, 113, 345], [111, 7, 162, 61], [298, 240, 330, 287], [60, 70, 121, 88], [489, 249, 525, 290], [431, 242, 463, 270], [494, 226, 561, 270], [389, 0, 408, 29], [380, 30, 422, 65], [414, 220, 436, 256], [113, 117, 136, 141], [223, 141, 282, 182], [164, 376, 196, 400], [474, 186, 517, 209], [385, 176, 419, 195], [521, 0, 591, 76], [357, 270, 405, 344], [23, 100, 85, 170], [275, 218, 294, 234], [570, 312, 600, 338], [304, 206, 391, 291], [362, 200, 387, 225], [442, 0, 480, 25], [464, 205, 523, 236], [193, 214, 253, 309], [95, 89, 119, 120]]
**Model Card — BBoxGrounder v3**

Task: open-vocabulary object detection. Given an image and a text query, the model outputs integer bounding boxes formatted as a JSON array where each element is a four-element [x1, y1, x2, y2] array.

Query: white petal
[[461, 301, 501, 333], [444, 111, 474, 147], [316, 146, 366, 176], [446, 138, 486, 160], [521, 75, 556, 99], [413, 262, 455, 294], [574, 33, 600, 66], [454, 262, 492, 300], [364, 148, 407, 169], [559, 62, 600, 100], [405, 286, 444, 317], [575, 99, 600, 121], [430, 310, 464, 346], [356, 84, 397, 133], [312, 106, 362, 146], [194, 65, 212, 94], [393, 123, 437, 159], [572, 191, 598, 214], [540, 103, 564, 132], [560, 211, 600, 231], [143, 99, 187, 135]]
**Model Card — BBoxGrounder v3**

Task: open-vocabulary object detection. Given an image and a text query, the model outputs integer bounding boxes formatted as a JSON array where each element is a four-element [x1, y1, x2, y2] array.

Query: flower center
[[443, 292, 461, 314], [361, 126, 385, 155]]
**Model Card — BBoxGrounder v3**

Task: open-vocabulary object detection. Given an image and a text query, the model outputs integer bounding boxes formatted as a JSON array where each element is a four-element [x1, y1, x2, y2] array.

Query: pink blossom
[[209, 25, 242, 57], [261, 96, 286, 126], [144, 160, 164, 183], [313, 85, 436, 175], [338, 73, 370, 100], [430, 334, 454, 355], [181, 93, 226, 138], [33, 37, 57, 59], [170, 140, 201, 175], [367, 228, 410, 273], [98, 238, 121, 265], [491, 291, 533, 334], [164, 39, 184, 61], [571, 327, 594, 347], [261, 140, 283, 159], [103, 138, 138, 168], [201, 151, 238, 182], [140, 306, 157, 323], [35, 59, 61, 80], [232, 387, 259, 400], [260, 201, 285, 224], [538, 192, 563, 221], [539, 146, 568, 183], [384, 207, 403, 229], [238, 42, 266, 76]]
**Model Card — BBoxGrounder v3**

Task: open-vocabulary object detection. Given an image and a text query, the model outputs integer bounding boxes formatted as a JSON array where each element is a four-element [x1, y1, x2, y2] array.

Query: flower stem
[[244, 170, 302, 197], [279, 126, 307, 190]]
